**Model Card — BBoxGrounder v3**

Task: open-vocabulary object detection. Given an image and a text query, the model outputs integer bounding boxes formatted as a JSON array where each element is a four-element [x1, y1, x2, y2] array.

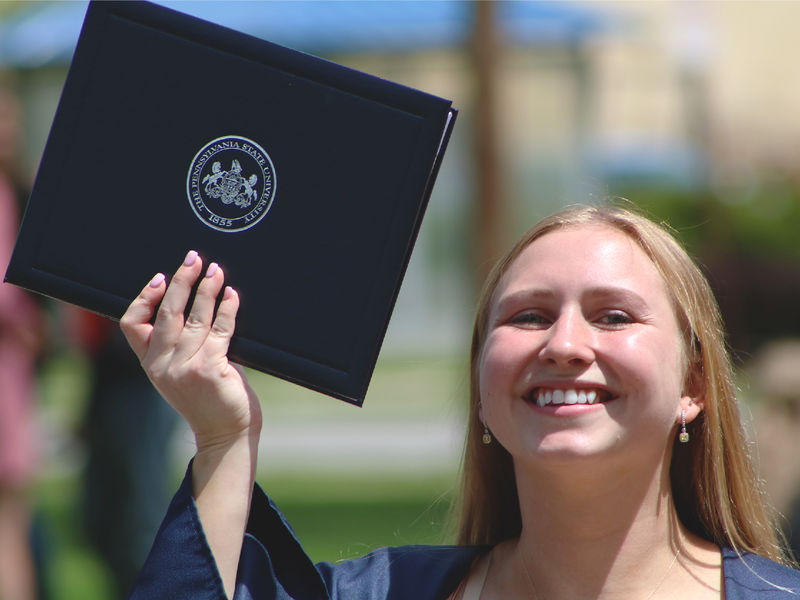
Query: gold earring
[[482, 424, 492, 445], [679, 409, 689, 443]]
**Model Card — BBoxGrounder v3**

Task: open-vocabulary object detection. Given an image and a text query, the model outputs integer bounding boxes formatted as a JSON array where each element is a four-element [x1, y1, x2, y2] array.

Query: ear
[[678, 366, 704, 423], [478, 401, 486, 424]]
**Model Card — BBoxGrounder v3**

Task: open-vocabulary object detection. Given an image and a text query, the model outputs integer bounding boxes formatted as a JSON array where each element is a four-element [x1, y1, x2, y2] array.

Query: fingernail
[[223, 286, 235, 300], [205, 262, 219, 278], [149, 273, 165, 288], [183, 250, 198, 266]]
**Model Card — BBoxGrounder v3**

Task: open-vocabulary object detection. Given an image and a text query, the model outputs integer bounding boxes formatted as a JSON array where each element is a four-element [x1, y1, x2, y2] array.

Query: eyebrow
[[584, 286, 652, 312], [494, 285, 652, 314]]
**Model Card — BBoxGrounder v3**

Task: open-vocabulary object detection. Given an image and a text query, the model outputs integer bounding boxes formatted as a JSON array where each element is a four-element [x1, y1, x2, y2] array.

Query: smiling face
[[479, 224, 693, 467]]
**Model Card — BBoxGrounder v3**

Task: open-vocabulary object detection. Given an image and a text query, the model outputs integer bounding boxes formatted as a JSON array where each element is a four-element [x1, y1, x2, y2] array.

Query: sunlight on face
[[479, 225, 690, 468]]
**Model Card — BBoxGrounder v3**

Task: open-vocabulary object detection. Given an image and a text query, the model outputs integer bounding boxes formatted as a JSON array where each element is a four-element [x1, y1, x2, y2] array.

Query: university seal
[[186, 135, 276, 232]]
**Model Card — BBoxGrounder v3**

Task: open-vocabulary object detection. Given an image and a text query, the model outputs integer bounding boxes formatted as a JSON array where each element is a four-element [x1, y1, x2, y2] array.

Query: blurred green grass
[[33, 350, 467, 599], [35, 466, 457, 599], [266, 471, 459, 564]]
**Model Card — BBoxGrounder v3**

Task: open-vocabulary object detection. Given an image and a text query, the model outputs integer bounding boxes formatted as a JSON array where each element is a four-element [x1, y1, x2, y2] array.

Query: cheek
[[611, 329, 685, 395], [477, 336, 511, 402], [477, 343, 500, 403], [478, 331, 532, 404]]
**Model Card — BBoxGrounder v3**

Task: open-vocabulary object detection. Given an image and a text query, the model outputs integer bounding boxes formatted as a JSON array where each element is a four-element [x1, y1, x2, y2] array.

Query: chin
[[514, 432, 627, 465]]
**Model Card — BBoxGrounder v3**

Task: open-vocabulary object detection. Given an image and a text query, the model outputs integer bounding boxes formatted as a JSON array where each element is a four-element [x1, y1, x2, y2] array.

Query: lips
[[526, 387, 613, 407]]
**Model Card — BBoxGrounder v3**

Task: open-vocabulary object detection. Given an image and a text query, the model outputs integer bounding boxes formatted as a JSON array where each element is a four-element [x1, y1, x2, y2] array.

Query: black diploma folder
[[4, 0, 457, 405]]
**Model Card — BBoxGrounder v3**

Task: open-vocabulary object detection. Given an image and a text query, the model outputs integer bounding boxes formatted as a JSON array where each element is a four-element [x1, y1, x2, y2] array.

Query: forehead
[[495, 224, 670, 301]]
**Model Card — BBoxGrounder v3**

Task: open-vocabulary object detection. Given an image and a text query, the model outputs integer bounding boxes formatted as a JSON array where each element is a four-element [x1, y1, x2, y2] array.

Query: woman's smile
[[527, 386, 613, 407], [521, 385, 615, 420]]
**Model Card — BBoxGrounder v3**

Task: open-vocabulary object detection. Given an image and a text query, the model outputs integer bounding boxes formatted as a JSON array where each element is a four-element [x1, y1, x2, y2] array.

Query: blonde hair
[[454, 202, 790, 565]]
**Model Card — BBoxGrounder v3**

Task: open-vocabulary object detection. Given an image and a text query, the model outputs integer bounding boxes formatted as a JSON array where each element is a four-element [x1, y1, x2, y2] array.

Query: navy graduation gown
[[130, 465, 800, 599]]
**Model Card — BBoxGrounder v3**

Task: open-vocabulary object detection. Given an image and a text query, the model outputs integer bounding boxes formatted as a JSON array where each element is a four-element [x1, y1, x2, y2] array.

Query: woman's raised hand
[[120, 250, 262, 451], [122, 250, 262, 595]]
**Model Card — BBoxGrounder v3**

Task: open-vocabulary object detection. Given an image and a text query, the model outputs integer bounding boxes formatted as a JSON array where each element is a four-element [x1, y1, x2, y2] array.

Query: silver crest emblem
[[202, 159, 259, 208], [187, 135, 276, 232]]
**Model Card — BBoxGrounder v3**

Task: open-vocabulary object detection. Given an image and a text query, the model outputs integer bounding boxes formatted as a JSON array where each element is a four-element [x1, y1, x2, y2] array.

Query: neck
[[518, 448, 673, 539], [510, 449, 691, 599]]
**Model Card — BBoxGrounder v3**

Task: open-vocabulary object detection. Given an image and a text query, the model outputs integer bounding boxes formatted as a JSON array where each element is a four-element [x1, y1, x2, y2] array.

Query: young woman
[[122, 204, 800, 599]]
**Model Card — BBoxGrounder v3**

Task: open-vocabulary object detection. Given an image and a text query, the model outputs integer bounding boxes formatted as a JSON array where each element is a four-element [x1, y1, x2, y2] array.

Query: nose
[[538, 308, 595, 368]]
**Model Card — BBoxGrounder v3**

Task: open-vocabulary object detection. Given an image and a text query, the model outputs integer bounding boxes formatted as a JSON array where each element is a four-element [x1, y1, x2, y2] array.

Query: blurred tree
[[610, 174, 800, 360]]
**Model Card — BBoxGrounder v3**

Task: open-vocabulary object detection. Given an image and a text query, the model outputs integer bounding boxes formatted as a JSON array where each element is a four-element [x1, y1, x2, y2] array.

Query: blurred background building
[[2, 1, 800, 597]]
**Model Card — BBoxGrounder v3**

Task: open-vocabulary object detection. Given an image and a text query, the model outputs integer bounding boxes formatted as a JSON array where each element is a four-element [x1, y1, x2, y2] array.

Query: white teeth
[[531, 388, 605, 407]]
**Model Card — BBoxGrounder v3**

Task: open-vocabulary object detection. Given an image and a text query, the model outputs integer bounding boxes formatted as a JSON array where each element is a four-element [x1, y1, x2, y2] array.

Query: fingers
[[147, 250, 204, 359], [203, 285, 240, 360], [120, 272, 168, 360], [173, 261, 228, 362], [122, 251, 238, 370]]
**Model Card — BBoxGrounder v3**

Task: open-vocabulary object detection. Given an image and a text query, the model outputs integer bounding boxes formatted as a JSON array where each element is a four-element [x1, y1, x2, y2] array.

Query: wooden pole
[[472, 0, 504, 286]]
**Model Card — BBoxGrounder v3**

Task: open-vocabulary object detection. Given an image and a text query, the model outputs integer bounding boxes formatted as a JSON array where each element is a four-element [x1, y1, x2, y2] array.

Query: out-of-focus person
[[0, 83, 45, 600], [748, 339, 800, 562], [66, 307, 178, 598]]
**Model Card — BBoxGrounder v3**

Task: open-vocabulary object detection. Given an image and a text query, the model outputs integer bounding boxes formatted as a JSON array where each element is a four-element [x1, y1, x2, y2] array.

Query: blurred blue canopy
[[0, 0, 609, 68]]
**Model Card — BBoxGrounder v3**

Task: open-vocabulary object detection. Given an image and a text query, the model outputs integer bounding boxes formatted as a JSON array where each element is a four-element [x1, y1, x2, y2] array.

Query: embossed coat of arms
[[187, 135, 277, 233], [201, 159, 259, 208]]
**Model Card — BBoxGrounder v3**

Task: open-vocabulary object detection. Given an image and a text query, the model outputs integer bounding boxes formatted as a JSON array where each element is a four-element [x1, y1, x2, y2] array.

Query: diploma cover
[[4, 0, 457, 405]]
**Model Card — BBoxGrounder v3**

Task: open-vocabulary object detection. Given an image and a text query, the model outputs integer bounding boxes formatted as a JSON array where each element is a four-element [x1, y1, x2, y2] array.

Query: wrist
[[194, 425, 260, 457], [192, 427, 259, 485]]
